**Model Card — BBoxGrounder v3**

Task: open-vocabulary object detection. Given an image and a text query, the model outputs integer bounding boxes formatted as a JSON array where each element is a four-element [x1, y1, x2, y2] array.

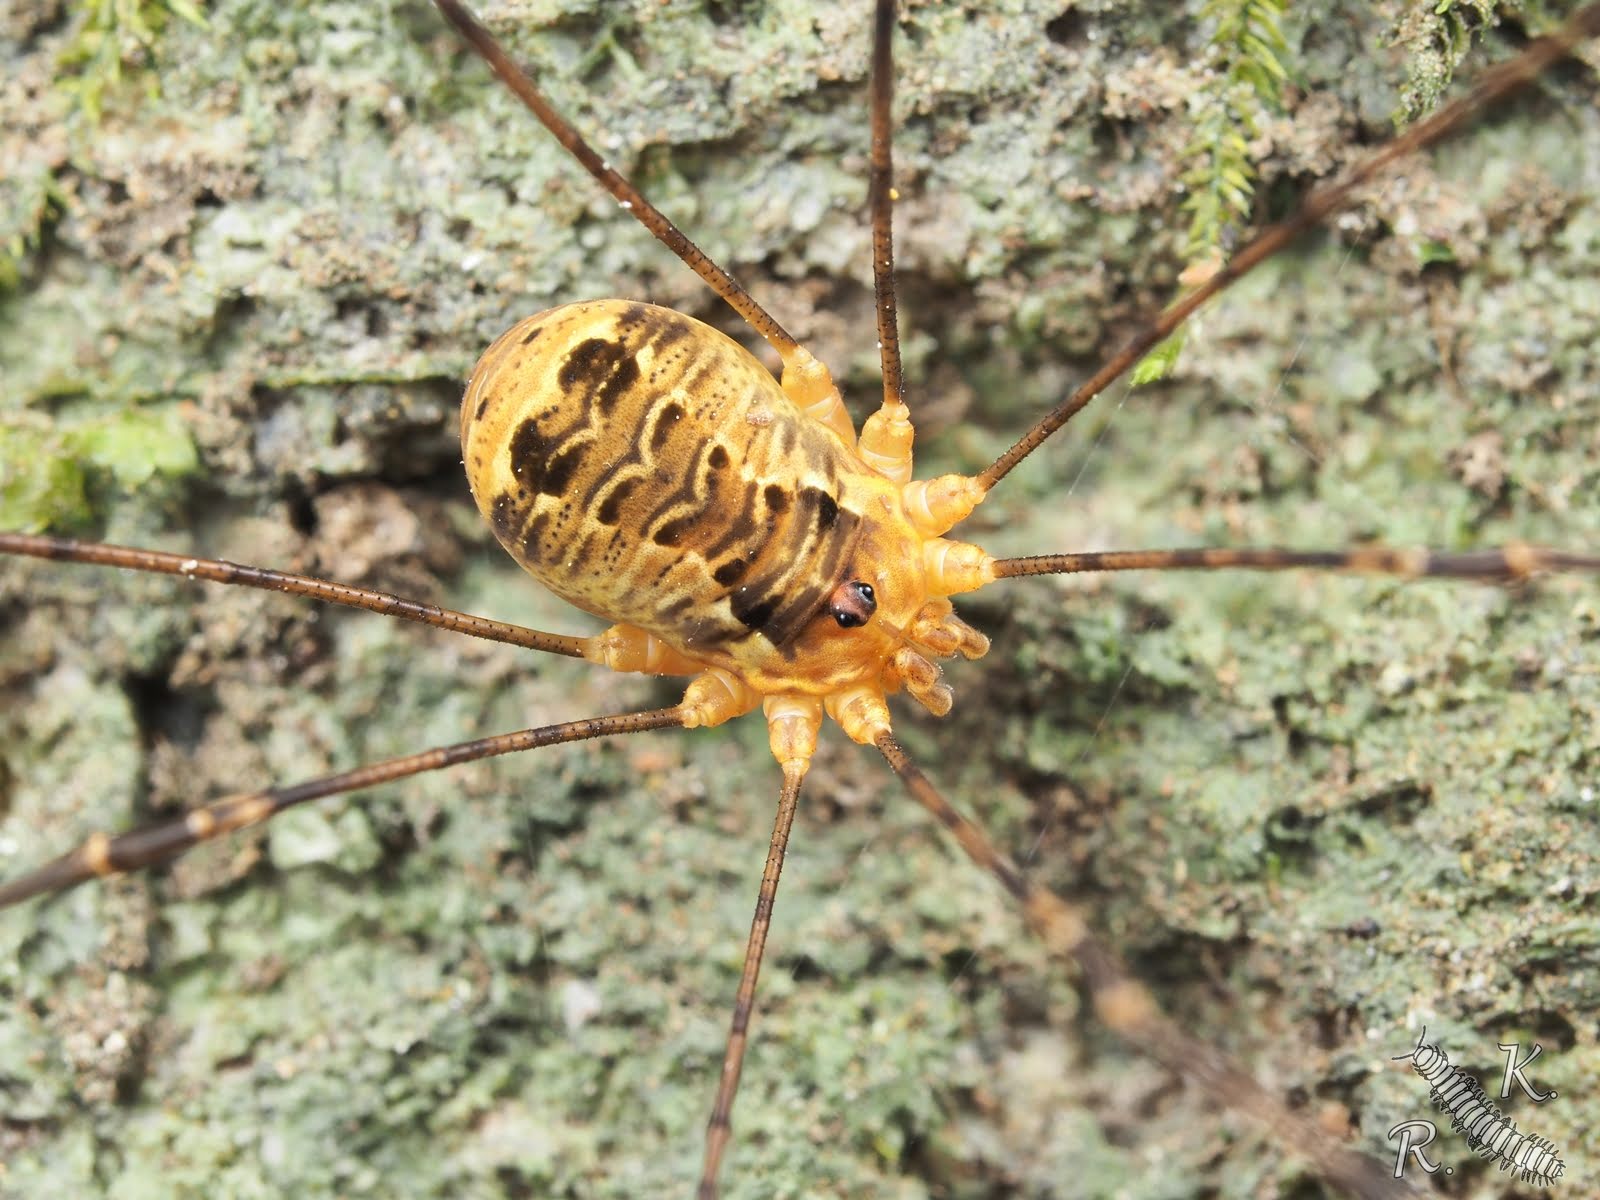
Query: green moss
[[0, 405, 198, 531], [0, 170, 67, 295], [56, 0, 210, 123], [1182, 0, 1292, 262], [1386, 1, 1583, 122]]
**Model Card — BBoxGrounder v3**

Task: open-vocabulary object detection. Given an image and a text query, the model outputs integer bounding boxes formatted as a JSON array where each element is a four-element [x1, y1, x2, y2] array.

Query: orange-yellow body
[[460, 299, 994, 754]]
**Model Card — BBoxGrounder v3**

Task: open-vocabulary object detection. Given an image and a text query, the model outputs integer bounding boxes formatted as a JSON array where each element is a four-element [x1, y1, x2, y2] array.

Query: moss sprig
[[58, 0, 209, 123], [1389, 1, 1508, 123], [1134, 0, 1291, 385]]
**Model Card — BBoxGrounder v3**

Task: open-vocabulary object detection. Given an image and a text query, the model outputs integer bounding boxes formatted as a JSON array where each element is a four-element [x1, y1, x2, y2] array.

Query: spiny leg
[[0, 532, 589, 657], [695, 696, 821, 1198], [0, 707, 687, 909], [867, 0, 902, 417], [430, 0, 791, 357], [851, 0, 985, 516], [853, 0, 917, 485], [874, 734, 1423, 1200], [975, 2, 1600, 491], [991, 545, 1600, 583], [856, 0, 986, 535], [0, 533, 723, 680], [697, 760, 807, 1200], [430, 0, 853, 441]]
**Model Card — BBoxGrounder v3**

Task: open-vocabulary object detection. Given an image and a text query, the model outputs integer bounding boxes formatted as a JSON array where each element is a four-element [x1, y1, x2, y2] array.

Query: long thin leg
[[0, 706, 686, 908], [868, 0, 903, 415], [0, 532, 589, 657], [697, 761, 806, 1200], [875, 733, 1421, 1200], [976, 2, 1600, 491], [853, 0, 920, 485], [431, 0, 796, 360], [431, 0, 854, 442], [992, 544, 1600, 582]]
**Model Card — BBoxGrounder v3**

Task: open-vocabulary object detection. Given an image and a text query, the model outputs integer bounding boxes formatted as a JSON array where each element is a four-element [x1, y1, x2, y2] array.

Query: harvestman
[[3, 2, 1598, 1196]]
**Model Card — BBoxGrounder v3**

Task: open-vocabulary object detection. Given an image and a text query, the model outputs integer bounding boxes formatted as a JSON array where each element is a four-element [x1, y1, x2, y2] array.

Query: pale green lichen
[[0, 172, 67, 295], [1, 3, 1597, 1199]]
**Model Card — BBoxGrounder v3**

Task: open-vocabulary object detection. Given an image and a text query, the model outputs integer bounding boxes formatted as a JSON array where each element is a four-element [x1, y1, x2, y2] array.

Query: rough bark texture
[[2, 2, 1597, 1198]]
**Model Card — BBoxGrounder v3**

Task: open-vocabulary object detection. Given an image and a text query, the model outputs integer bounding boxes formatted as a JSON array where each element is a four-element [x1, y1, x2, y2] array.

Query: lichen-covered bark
[[2, 3, 1597, 1198]]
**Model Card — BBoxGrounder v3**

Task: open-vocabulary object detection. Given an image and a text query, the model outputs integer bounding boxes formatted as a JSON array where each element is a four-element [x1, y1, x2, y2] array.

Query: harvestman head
[[3, 2, 1599, 1196]]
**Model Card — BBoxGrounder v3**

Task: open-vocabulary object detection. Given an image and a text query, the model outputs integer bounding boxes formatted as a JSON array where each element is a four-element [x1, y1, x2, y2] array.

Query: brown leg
[[0, 707, 686, 908], [0, 532, 589, 656], [976, 4, 1600, 489], [876, 733, 1422, 1200], [697, 760, 807, 1200], [992, 543, 1600, 583]]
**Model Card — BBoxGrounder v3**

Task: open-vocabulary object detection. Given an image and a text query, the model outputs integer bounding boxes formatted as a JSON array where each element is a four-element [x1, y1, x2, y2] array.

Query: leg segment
[[0, 532, 590, 657], [431, 0, 800, 364], [696, 695, 822, 1198], [854, 0, 915, 482], [0, 707, 686, 909], [976, 4, 1600, 490], [697, 759, 808, 1200], [583, 623, 709, 676], [992, 544, 1600, 582], [875, 733, 1422, 1200]]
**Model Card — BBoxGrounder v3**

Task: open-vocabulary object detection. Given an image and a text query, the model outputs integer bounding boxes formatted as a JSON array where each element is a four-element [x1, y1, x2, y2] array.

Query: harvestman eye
[[828, 580, 877, 628]]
